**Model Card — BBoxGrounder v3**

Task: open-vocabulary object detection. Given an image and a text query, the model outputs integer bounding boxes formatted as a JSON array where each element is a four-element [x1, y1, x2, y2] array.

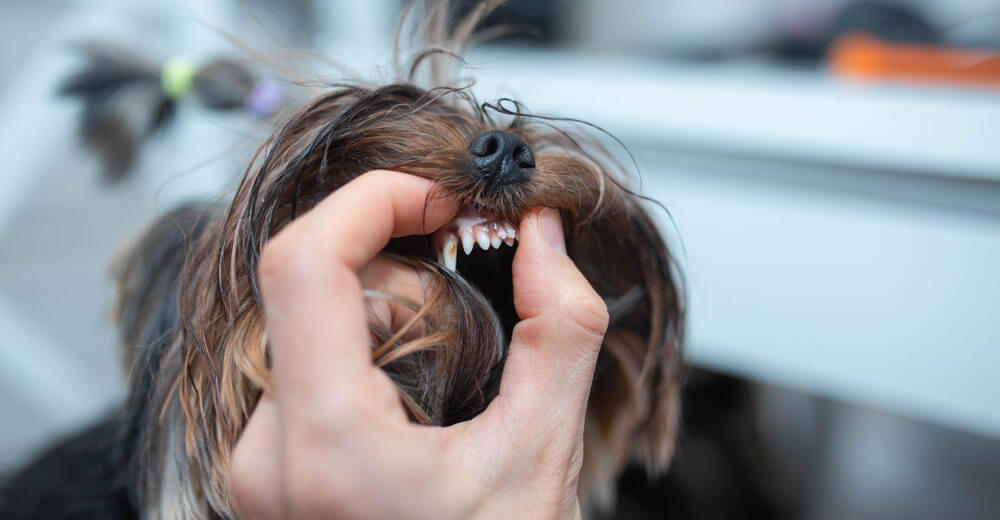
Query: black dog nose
[[468, 130, 535, 189]]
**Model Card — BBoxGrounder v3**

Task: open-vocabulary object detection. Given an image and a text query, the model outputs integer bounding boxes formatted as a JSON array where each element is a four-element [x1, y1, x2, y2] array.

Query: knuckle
[[298, 395, 362, 440], [258, 231, 358, 295], [578, 294, 610, 337], [363, 168, 392, 179], [228, 456, 256, 510], [229, 440, 276, 517], [355, 169, 397, 190], [554, 288, 609, 340], [363, 168, 400, 181], [283, 447, 354, 516], [258, 235, 303, 286], [229, 445, 252, 489]]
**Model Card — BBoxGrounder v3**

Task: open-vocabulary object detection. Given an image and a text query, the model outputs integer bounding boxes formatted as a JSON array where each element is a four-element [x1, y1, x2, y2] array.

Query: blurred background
[[1, 0, 999, 518]]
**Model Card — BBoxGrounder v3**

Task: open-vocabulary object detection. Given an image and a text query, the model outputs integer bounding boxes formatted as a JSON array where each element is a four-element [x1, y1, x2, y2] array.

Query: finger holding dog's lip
[[244, 182, 608, 519], [476, 207, 608, 447], [288, 169, 460, 271], [258, 170, 459, 429]]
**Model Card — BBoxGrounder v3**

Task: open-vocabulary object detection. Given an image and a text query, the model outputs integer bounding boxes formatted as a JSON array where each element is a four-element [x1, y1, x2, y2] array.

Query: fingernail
[[537, 208, 566, 255]]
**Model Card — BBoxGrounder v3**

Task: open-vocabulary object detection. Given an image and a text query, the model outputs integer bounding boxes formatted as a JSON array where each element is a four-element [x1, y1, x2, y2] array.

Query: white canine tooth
[[504, 236, 515, 247], [475, 228, 490, 250], [444, 242, 458, 271], [460, 229, 475, 255], [497, 227, 508, 240], [491, 235, 502, 249], [441, 235, 458, 271]]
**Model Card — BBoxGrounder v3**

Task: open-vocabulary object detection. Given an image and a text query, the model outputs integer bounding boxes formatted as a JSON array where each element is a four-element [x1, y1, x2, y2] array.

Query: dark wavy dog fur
[[2, 2, 684, 518]]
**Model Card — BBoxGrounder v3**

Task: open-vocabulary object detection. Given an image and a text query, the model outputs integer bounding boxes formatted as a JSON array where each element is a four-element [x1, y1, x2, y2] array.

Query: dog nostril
[[468, 130, 534, 188], [513, 143, 535, 169], [471, 134, 499, 158]]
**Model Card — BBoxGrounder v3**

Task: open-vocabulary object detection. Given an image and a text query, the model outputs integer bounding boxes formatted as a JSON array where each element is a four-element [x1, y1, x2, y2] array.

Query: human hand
[[229, 170, 609, 519]]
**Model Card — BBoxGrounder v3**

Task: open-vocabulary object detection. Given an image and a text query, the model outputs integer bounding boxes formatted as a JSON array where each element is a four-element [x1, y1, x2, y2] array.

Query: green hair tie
[[161, 57, 197, 99]]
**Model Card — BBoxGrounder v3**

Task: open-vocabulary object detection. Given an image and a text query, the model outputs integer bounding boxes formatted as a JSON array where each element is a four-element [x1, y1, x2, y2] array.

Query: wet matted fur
[[1, 2, 685, 518]]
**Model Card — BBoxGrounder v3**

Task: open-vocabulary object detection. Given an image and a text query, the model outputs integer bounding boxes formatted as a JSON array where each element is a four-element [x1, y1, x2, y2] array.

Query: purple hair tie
[[246, 80, 283, 118]]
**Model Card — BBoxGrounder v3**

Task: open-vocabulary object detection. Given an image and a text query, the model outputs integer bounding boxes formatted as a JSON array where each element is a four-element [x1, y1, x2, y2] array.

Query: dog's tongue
[[432, 205, 518, 271]]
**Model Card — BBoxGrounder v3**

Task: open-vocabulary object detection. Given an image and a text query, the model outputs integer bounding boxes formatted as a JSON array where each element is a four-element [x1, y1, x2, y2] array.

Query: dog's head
[[119, 4, 685, 518]]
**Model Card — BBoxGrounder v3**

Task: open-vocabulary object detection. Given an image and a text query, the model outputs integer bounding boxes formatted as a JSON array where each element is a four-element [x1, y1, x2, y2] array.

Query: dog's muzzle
[[468, 130, 535, 190]]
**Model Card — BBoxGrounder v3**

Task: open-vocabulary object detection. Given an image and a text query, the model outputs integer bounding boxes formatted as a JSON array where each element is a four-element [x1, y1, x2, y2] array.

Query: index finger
[[258, 170, 457, 419]]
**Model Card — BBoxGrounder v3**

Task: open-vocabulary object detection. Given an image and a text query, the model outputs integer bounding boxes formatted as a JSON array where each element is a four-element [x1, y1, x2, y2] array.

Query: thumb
[[492, 208, 609, 436]]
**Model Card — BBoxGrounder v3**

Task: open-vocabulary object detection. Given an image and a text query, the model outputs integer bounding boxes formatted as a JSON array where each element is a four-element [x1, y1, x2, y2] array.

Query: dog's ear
[[568, 200, 684, 512]]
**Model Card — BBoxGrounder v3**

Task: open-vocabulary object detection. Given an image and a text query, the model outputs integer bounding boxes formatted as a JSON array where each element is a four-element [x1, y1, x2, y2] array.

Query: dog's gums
[[432, 205, 519, 271]]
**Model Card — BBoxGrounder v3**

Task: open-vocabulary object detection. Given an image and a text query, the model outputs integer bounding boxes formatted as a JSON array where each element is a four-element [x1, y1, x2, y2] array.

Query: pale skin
[[229, 170, 610, 519]]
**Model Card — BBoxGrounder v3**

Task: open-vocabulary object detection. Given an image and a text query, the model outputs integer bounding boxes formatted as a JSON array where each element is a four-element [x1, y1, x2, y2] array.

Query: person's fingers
[[488, 208, 609, 440], [229, 394, 281, 520], [283, 170, 458, 272], [258, 170, 457, 428]]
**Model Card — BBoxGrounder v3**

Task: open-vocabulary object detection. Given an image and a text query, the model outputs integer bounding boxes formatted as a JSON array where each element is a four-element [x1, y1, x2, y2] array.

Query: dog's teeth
[[497, 227, 508, 240], [475, 229, 490, 250], [508, 224, 518, 238], [459, 229, 475, 255], [440, 234, 458, 271], [503, 236, 515, 247], [490, 235, 502, 249], [444, 245, 457, 271]]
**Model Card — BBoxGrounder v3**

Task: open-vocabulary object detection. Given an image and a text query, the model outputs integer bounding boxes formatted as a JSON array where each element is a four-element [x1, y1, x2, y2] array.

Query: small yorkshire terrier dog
[[1, 2, 684, 518]]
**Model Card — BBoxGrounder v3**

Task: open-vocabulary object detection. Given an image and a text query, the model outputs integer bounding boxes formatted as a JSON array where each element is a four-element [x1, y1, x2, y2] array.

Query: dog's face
[[153, 83, 683, 517]]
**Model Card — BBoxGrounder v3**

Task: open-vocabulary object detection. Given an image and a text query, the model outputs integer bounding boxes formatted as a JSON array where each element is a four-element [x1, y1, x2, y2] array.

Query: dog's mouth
[[429, 203, 520, 338], [431, 204, 518, 271]]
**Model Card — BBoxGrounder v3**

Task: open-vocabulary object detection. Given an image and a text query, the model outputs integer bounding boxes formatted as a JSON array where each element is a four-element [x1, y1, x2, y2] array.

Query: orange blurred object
[[829, 33, 1000, 89]]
